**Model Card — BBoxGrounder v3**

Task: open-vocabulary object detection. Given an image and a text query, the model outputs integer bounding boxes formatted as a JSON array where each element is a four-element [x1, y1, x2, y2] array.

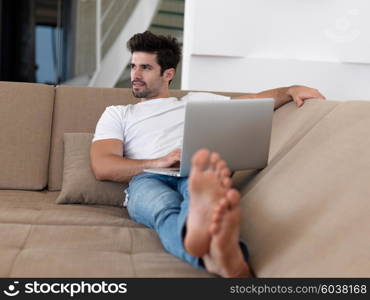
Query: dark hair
[[127, 31, 181, 75]]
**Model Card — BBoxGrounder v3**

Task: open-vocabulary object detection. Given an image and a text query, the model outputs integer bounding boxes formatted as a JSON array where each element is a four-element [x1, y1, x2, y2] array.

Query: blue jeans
[[125, 172, 249, 270]]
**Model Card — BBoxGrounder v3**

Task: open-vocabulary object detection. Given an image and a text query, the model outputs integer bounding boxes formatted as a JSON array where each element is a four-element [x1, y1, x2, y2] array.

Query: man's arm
[[90, 139, 180, 182], [231, 85, 326, 109]]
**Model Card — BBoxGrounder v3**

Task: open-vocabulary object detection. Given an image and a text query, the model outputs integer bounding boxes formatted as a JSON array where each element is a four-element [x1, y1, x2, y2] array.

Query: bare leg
[[184, 149, 231, 257], [203, 189, 253, 277]]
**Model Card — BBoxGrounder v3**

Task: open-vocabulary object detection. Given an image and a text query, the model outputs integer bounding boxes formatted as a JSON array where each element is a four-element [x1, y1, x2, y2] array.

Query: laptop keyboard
[[144, 167, 181, 176]]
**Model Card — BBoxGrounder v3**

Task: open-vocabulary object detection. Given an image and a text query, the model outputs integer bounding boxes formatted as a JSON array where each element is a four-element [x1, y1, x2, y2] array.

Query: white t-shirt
[[92, 92, 230, 159]]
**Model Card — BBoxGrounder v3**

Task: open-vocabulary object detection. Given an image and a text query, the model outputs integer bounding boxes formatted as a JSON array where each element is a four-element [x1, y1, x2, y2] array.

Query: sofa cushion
[[240, 101, 370, 277], [0, 190, 132, 227], [0, 190, 212, 277], [56, 132, 126, 206], [0, 82, 54, 190], [48, 86, 243, 190]]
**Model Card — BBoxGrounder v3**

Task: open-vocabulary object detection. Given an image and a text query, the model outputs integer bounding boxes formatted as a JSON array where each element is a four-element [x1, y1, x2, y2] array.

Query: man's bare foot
[[209, 190, 237, 235], [203, 189, 252, 277], [185, 149, 231, 257]]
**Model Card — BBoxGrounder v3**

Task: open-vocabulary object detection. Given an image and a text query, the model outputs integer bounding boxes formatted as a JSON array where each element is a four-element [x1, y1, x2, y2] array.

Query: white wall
[[181, 0, 370, 100]]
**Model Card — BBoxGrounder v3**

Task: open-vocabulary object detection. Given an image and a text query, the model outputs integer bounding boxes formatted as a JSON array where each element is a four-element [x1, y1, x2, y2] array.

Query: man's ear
[[164, 68, 176, 82]]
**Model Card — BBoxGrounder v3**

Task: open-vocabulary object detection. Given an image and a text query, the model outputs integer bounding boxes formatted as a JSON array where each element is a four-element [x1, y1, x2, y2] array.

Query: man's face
[[130, 51, 167, 99]]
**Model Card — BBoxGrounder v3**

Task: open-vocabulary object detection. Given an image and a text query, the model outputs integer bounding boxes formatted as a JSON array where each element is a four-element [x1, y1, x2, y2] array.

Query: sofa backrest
[[0, 82, 54, 190], [47, 85, 242, 191]]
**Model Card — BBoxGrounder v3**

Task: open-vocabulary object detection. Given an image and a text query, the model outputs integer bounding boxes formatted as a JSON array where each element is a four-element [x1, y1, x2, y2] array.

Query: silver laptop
[[144, 98, 274, 177]]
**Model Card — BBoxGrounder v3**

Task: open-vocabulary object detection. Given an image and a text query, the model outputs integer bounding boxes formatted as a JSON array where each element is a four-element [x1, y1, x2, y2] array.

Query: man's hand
[[154, 148, 181, 168], [287, 85, 326, 107]]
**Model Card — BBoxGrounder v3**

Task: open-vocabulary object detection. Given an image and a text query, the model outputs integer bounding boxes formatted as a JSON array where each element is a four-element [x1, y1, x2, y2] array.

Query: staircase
[[88, 0, 160, 87]]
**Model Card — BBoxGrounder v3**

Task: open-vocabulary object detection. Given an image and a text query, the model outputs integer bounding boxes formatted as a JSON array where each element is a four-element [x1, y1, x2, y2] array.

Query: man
[[90, 31, 326, 277]]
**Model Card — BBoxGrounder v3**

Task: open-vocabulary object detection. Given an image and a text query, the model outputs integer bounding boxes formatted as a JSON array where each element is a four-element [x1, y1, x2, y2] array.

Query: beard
[[131, 79, 151, 98], [131, 80, 161, 99], [132, 88, 150, 98]]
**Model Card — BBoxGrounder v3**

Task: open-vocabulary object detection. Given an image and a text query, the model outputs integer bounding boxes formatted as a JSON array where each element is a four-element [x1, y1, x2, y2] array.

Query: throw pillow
[[56, 132, 127, 206]]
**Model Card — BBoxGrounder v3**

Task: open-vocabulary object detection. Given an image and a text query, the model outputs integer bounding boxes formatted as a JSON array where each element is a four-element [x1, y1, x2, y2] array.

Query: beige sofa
[[0, 81, 369, 277]]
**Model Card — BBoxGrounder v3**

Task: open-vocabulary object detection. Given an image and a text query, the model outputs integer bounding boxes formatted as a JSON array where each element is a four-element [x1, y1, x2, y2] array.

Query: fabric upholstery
[[0, 82, 54, 190], [56, 132, 127, 206], [0, 190, 212, 277], [240, 101, 370, 277]]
